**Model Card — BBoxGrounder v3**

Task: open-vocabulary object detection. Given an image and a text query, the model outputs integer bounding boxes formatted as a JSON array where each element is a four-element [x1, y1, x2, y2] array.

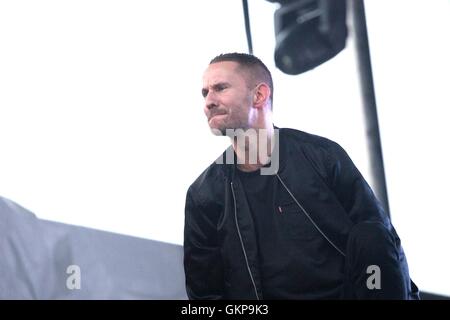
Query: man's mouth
[[209, 112, 227, 121]]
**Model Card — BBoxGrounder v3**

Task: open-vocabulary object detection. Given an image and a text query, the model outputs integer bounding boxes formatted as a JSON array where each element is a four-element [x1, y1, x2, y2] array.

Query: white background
[[0, 0, 449, 295]]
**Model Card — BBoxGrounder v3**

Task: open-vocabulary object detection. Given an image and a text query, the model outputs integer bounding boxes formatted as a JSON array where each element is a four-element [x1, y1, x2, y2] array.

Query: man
[[184, 53, 418, 299]]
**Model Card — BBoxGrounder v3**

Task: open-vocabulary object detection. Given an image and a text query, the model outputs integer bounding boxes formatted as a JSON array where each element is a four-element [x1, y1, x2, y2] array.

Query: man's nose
[[205, 92, 218, 110]]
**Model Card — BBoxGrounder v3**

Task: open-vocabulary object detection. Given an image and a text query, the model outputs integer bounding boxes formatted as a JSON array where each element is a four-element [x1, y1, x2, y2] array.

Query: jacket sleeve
[[325, 141, 421, 299], [325, 141, 390, 226], [184, 187, 224, 299]]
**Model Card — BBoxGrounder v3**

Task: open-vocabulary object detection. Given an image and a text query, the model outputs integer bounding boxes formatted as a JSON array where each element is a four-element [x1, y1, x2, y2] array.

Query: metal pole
[[242, 0, 254, 54], [351, 0, 391, 217]]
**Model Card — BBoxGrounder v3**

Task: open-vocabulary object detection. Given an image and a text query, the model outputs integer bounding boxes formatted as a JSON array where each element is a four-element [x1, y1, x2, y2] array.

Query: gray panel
[[0, 196, 187, 299]]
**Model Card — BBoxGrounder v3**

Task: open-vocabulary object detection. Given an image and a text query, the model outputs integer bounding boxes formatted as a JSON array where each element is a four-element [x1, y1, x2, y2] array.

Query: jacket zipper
[[276, 174, 346, 257], [230, 181, 260, 300]]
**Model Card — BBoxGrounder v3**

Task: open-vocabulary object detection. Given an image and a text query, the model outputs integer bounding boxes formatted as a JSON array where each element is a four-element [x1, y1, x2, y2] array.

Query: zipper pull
[[278, 206, 282, 213]]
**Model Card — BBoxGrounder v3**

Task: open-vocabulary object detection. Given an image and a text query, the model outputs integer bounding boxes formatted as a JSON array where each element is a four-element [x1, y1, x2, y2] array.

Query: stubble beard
[[210, 107, 250, 137], [210, 118, 250, 137]]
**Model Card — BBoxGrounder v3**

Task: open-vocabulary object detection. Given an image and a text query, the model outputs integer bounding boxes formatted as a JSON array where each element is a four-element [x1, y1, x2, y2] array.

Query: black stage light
[[267, 0, 347, 75]]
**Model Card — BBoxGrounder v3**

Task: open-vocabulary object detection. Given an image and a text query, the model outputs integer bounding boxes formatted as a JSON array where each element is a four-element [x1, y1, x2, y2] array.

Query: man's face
[[202, 61, 253, 135]]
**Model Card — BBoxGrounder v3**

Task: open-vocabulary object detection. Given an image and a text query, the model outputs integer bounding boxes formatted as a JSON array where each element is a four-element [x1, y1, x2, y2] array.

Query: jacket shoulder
[[280, 127, 341, 151], [280, 127, 347, 181], [187, 159, 227, 206]]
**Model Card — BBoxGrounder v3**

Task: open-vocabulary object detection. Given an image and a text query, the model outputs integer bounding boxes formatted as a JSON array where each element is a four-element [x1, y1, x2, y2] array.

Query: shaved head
[[209, 53, 274, 109]]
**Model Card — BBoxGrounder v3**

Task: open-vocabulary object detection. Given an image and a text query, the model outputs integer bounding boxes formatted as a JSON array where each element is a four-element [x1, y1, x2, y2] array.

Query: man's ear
[[253, 83, 271, 109]]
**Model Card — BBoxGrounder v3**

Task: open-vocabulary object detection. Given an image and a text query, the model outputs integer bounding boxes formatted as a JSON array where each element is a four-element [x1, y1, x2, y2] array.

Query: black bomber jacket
[[184, 127, 413, 299]]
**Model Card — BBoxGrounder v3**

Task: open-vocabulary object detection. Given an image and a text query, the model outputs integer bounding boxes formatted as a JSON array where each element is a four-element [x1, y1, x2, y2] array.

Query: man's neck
[[231, 126, 274, 172]]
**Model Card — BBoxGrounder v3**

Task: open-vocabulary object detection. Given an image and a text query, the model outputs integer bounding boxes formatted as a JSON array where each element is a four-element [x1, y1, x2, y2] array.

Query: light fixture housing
[[270, 0, 347, 75]]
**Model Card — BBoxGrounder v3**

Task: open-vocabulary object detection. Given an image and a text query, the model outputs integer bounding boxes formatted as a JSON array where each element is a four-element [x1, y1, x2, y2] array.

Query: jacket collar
[[222, 126, 289, 180]]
